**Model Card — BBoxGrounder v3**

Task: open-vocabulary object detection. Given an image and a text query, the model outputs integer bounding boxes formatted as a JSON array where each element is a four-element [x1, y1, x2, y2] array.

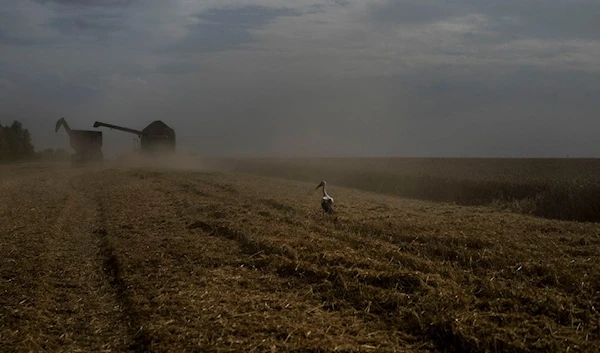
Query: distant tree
[[0, 120, 36, 163], [0, 127, 9, 161], [11, 121, 35, 159]]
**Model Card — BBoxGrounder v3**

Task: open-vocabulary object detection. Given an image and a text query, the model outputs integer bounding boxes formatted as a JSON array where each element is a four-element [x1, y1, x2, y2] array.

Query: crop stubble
[[1, 162, 599, 352]]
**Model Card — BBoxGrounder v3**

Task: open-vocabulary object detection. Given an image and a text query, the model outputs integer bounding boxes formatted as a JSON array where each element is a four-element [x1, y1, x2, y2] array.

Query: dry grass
[[1, 160, 599, 352]]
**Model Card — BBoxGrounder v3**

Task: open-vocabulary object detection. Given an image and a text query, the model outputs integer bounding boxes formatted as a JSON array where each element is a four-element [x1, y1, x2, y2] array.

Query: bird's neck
[[322, 185, 328, 197]]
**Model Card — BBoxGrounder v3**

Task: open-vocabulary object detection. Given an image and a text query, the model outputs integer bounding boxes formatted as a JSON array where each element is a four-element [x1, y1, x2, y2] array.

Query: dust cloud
[[108, 151, 206, 171]]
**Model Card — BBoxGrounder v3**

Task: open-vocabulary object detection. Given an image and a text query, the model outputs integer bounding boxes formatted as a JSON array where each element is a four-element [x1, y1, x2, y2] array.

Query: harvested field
[[1, 160, 600, 352], [203, 158, 600, 222]]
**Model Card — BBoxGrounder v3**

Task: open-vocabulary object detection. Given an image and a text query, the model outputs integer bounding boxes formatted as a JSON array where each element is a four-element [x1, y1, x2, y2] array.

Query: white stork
[[315, 180, 334, 215]]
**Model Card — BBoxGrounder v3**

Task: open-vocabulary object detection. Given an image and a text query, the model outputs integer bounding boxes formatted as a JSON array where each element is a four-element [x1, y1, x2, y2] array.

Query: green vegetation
[[202, 157, 600, 223], [0, 120, 35, 163]]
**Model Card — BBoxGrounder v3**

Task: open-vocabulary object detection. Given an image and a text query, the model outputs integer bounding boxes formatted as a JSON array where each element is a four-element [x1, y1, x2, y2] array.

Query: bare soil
[[1, 161, 599, 352]]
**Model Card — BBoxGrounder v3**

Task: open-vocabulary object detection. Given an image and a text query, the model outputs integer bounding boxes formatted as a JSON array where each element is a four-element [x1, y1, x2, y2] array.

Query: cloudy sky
[[1, 0, 599, 157]]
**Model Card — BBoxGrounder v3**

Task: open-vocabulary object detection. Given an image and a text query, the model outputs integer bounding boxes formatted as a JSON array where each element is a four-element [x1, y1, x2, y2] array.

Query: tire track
[[7, 172, 132, 352], [91, 183, 156, 353]]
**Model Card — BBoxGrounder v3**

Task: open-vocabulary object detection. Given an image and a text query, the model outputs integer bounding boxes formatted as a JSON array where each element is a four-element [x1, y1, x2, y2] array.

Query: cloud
[[369, 0, 600, 40], [1, 0, 600, 157], [0, 0, 61, 45], [161, 5, 299, 55]]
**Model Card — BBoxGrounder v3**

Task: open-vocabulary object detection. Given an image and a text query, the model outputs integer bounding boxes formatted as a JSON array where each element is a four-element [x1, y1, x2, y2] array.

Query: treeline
[[0, 121, 35, 163], [0, 120, 75, 164]]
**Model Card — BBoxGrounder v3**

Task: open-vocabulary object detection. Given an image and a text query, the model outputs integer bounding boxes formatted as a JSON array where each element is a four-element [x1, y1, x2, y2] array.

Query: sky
[[1, 0, 600, 158]]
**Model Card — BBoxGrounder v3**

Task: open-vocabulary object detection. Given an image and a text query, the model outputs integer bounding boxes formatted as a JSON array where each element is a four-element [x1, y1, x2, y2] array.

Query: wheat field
[[1, 158, 599, 352]]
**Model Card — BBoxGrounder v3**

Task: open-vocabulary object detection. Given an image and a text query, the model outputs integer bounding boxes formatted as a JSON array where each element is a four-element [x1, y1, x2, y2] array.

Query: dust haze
[[3, 2, 600, 351], [1, 0, 600, 158], [110, 150, 206, 170]]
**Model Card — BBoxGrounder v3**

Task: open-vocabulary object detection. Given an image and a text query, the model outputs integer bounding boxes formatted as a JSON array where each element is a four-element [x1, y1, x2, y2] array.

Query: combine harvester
[[93, 120, 176, 154], [55, 117, 103, 167]]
